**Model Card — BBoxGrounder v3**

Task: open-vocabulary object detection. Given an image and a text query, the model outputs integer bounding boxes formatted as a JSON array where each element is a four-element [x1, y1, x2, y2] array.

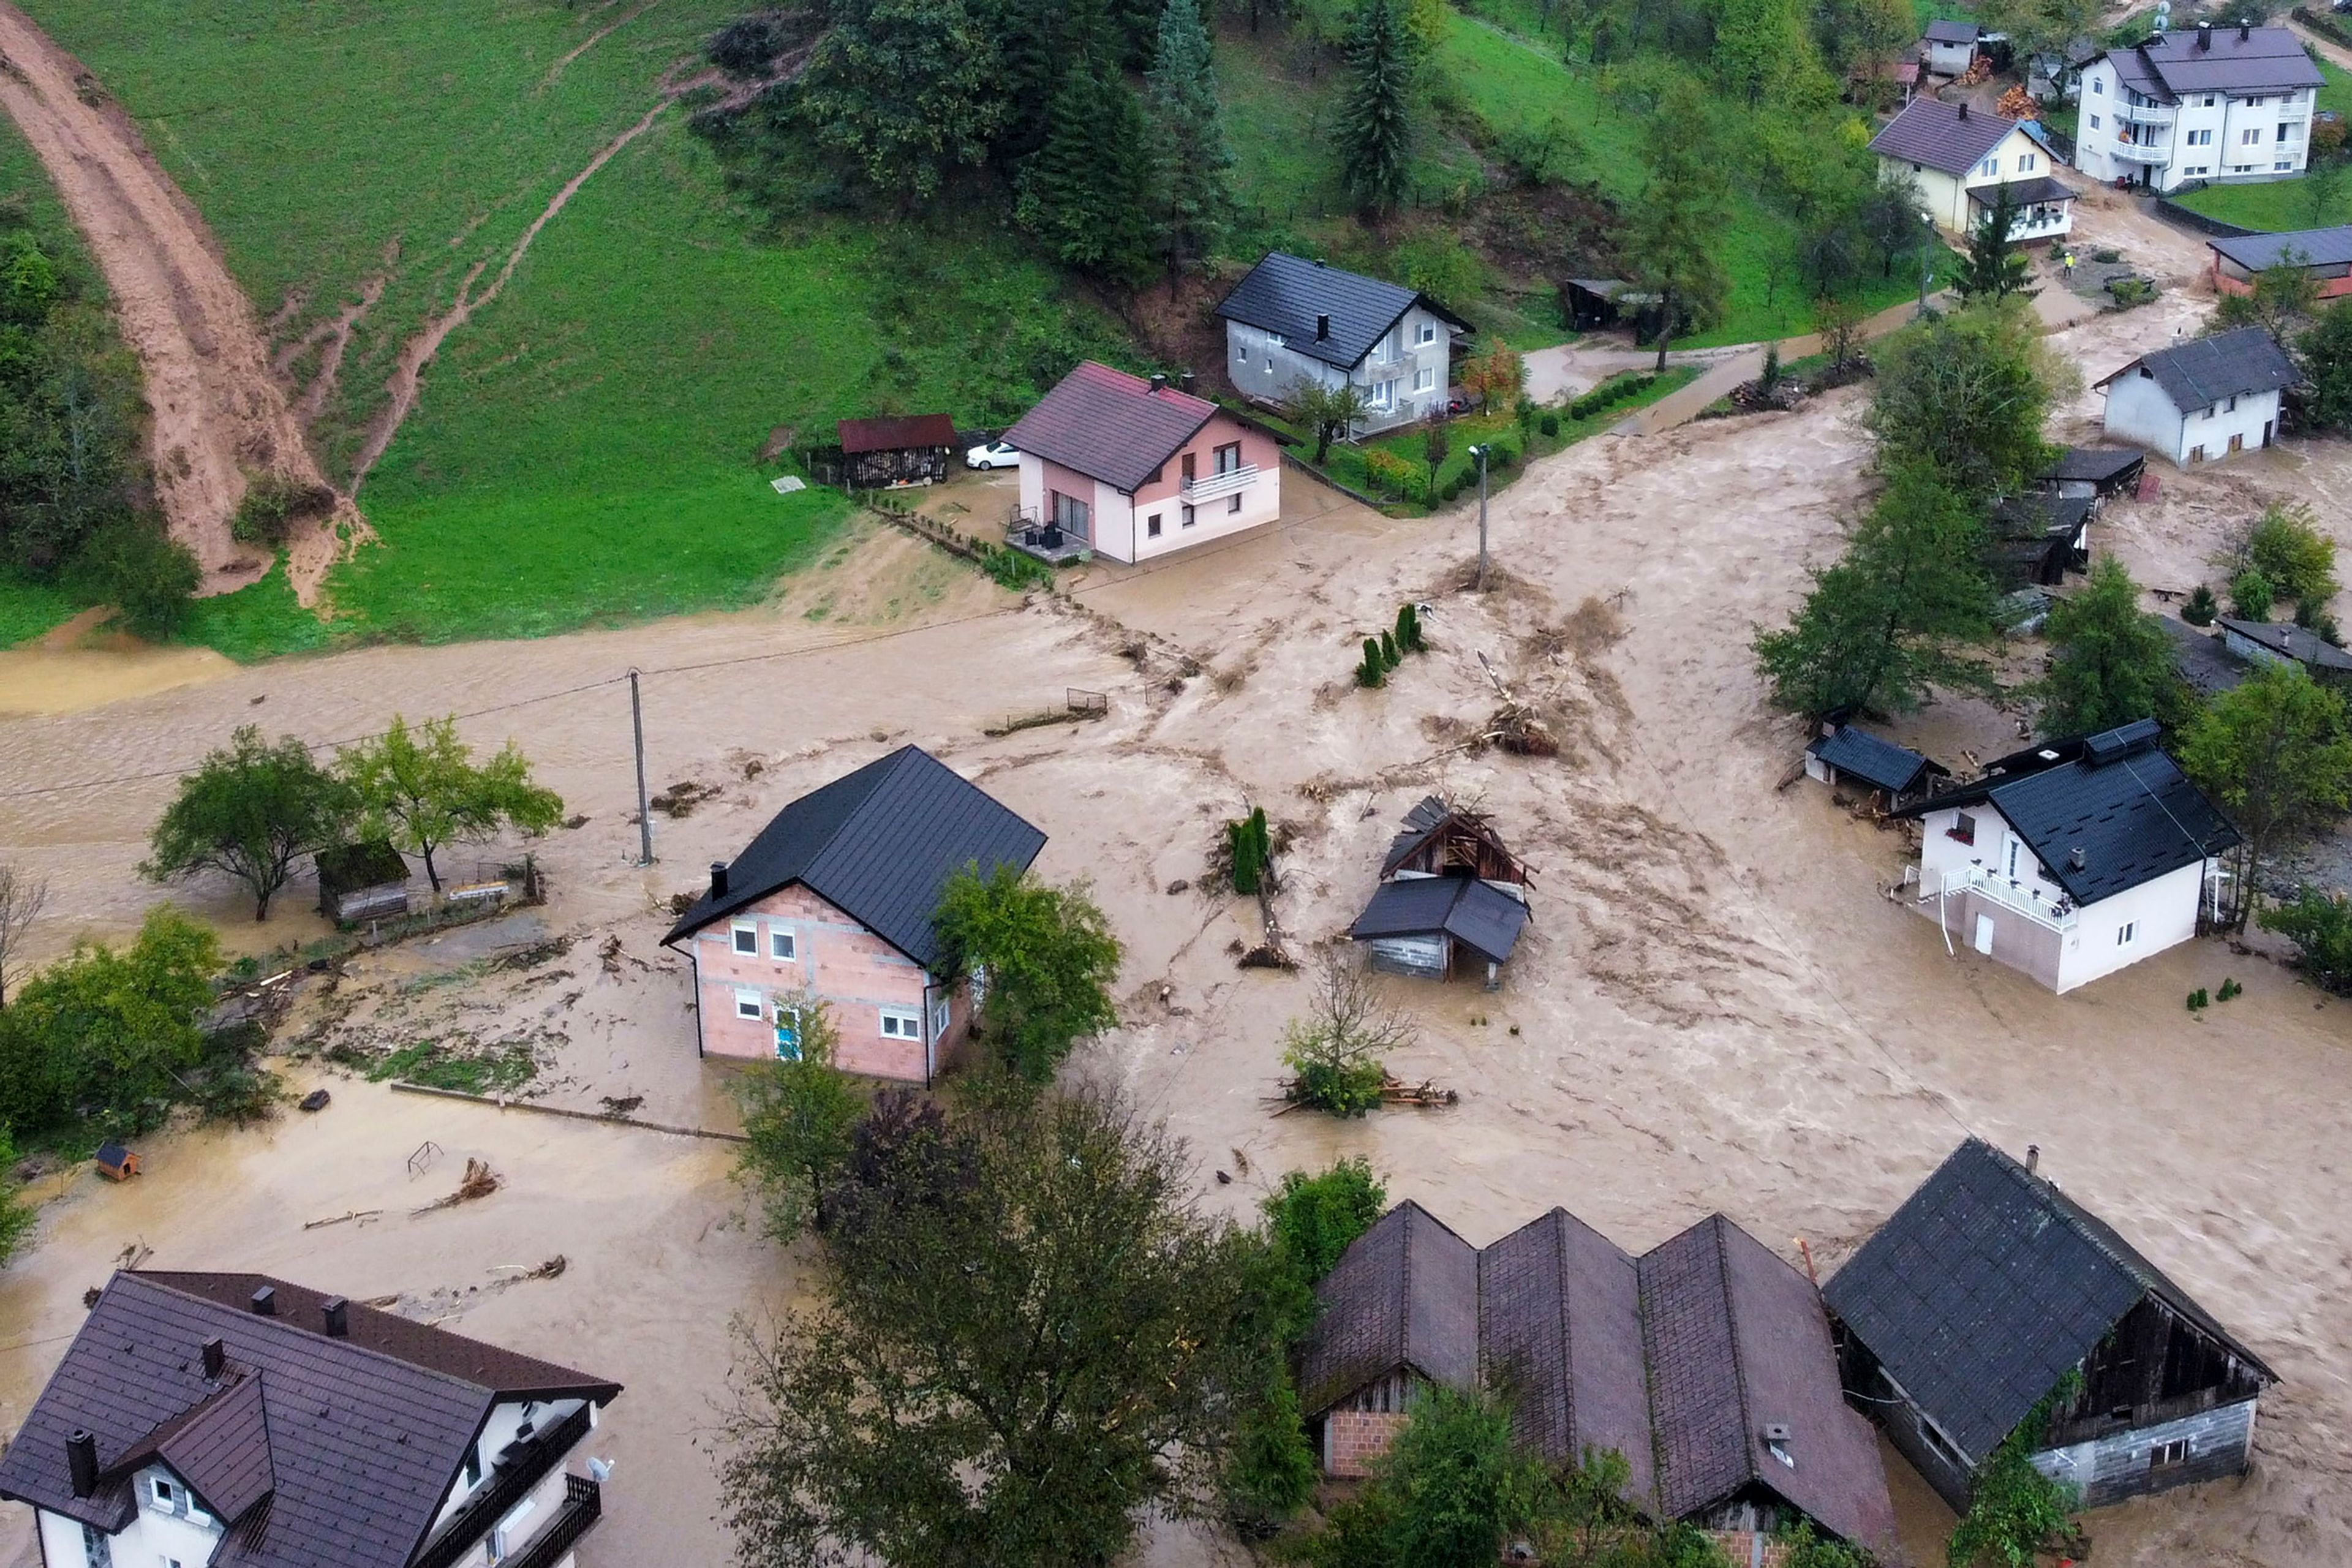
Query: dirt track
[[0, 1, 344, 594]]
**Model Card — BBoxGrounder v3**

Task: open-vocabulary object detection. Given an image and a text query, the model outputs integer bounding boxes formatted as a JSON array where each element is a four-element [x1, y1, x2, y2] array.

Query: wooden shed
[[317, 840, 411, 923], [1349, 797, 1531, 987], [835, 414, 956, 489]]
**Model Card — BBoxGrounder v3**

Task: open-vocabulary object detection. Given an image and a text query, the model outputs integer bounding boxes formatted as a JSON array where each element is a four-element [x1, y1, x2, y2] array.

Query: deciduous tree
[[2181, 661, 2352, 925], [0, 864, 46, 1009], [337, 715, 563, 892], [1262, 1155, 1387, 1281], [0, 907, 218, 1136], [933, 865, 1121, 1081], [2213, 252, 2321, 340], [143, 726, 355, 920], [791, 0, 1007, 204], [732, 995, 865, 1241], [2300, 297, 2352, 432], [1338, 0, 1420, 213], [1865, 303, 2064, 501], [1287, 375, 1373, 463], [2040, 557, 2185, 737], [2233, 501, 2339, 622]]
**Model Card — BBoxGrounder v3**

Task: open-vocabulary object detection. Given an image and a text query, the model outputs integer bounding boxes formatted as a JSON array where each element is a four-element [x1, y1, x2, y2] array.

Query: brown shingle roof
[[836, 413, 956, 454], [1295, 1201, 1480, 1415], [0, 1272, 620, 1568], [1003, 361, 1220, 492], [1868, 97, 2018, 176]]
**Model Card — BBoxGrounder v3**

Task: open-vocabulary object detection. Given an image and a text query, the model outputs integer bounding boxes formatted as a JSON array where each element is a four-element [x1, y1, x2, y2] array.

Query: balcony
[[2109, 136, 2173, 165], [412, 1404, 594, 1568], [1944, 866, 2076, 931], [2116, 99, 2176, 126], [1180, 464, 1258, 504], [500, 1476, 603, 1568]]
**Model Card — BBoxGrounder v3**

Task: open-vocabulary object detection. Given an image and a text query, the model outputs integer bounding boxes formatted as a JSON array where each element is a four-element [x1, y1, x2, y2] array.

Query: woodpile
[[1997, 85, 2039, 120]]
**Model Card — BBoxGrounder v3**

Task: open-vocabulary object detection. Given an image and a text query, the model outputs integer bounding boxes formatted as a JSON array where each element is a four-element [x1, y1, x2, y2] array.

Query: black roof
[[0, 1271, 620, 1568], [1349, 875, 1529, 965], [1215, 252, 1469, 371], [2096, 326, 2298, 411], [1868, 98, 2018, 177], [1969, 175, 2074, 208], [2217, 616, 2352, 674], [1924, 18, 1980, 43], [1895, 720, 2239, 904], [2105, 25, 2325, 102], [660, 745, 1046, 968], [2159, 616, 2250, 698], [1826, 1139, 2276, 1463], [1296, 1200, 1481, 1415], [2038, 445, 2144, 485], [1990, 489, 2093, 540], [2209, 225, 2352, 273], [1807, 725, 1937, 794]]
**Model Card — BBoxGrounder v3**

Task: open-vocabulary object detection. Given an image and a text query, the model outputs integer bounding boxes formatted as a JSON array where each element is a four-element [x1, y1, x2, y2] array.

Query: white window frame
[[1414, 366, 1436, 392], [151, 1476, 179, 1510], [931, 996, 952, 1038], [1265, 331, 1284, 349], [489, 1496, 538, 1564], [730, 919, 758, 956], [734, 987, 763, 1021], [2242, 127, 2262, 146], [2116, 922, 2137, 947], [2020, 152, 2037, 171], [2088, 113, 2101, 129], [2092, 78, 2105, 94], [1416, 321, 1437, 344], [769, 927, 796, 962], [880, 1006, 922, 1041], [1979, 155, 2000, 177]]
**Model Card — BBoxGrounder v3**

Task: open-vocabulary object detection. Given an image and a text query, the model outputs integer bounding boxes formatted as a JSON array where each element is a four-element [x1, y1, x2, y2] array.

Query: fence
[[1068, 687, 1108, 715], [2154, 196, 2260, 240]]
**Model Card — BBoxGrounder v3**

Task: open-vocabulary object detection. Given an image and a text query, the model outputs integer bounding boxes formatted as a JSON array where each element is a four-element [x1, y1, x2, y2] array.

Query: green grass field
[[2175, 61, 2352, 231]]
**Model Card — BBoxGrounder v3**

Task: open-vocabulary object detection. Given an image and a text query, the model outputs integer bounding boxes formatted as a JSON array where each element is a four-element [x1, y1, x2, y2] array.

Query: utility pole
[[1469, 444, 1491, 590], [1918, 228, 1934, 317], [628, 669, 654, 866]]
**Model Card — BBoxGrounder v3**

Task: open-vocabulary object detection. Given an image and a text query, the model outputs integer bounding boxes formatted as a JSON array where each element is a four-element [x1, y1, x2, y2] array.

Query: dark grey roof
[[1297, 1201, 1481, 1415], [2039, 445, 2145, 484], [1868, 98, 2018, 176], [1479, 1209, 1654, 1499], [2209, 225, 2352, 273], [1001, 361, 1217, 492], [1826, 1139, 2277, 1463], [0, 1272, 620, 1568], [1991, 490, 2093, 540], [2218, 616, 2352, 673], [1969, 175, 2074, 208], [1215, 252, 1468, 371], [1349, 875, 1529, 966], [1807, 725, 1936, 795], [2160, 616, 2251, 698], [2106, 26, 2326, 100], [660, 745, 1045, 967], [2097, 326, 2298, 411], [1924, 18, 1980, 43]]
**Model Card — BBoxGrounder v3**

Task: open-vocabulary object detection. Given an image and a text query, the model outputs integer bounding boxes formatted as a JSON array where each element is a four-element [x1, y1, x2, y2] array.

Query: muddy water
[[0, 643, 238, 716]]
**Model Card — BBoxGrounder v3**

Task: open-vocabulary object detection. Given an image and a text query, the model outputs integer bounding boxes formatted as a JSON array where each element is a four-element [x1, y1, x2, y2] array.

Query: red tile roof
[[1003, 362, 1219, 492], [837, 413, 957, 454]]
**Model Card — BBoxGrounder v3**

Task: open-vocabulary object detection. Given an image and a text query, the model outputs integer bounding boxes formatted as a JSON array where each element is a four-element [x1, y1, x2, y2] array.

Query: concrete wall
[[1926, 38, 1976, 75], [1322, 1410, 1409, 1477], [2055, 860, 2209, 992], [1889, 126, 2051, 232], [2101, 371, 2280, 468], [2032, 1397, 2257, 1508], [1123, 413, 1283, 564], [687, 883, 955, 1081], [2078, 55, 2314, 190], [1224, 304, 1458, 433]]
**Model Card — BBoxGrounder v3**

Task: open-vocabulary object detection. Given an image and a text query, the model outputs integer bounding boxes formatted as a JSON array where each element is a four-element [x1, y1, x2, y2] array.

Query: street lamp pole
[[1468, 443, 1490, 590]]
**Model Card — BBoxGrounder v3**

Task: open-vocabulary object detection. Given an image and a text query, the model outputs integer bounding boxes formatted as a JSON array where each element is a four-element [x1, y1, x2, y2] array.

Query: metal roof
[[2103, 25, 2327, 100], [2095, 326, 2298, 413], [1924, 18, 1980, 43], [1215, 252, 1468, 371], [1001, 361, 1218, 493], [2158, 616, 2251, 698], [1868, 97, 2019, 177], [2217, 616, 2352, 673], [835, 413, 956, 454], [660, 745, 1046, 968], [2209, 225, 2352, 272], [1806, 725, 1935, 795], [1348, 875, 1529, 966], [0, 1272, 620, 1568], [1825, 1139, 2277, 1463], [1968, 175, 2074, 208], [2038, 445, 2145, 484]]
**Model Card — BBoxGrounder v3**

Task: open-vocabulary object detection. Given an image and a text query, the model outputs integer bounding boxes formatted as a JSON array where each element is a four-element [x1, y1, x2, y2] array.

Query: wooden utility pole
[[628, 669, 654, 866]]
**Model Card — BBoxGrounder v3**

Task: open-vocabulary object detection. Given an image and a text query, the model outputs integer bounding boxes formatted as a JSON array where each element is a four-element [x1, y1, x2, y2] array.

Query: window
[[1182, 503, 1196, 528], [2089, 113, 2101, 129], [1147, 512, 1163, 538], [1214, 440, 1243, 474], [1414, 366, 1436, 391], [734, 989, 762, 1021], [80, 1525, 110, 1568], [1051, 489, 1090, 539], [1266, 331, 1284, 348], [731, 921, 757, 956], [2203, 94, 2216, 107], [463, 1446, 484, 1490], [2278, 159, 2296, 171], [2188, 129, 2212, 146], [1979, 155, 2000, 176], [2020, 152, 2037, 172], [932, 996, 951, 1038], [2151, 1437, 2190, 1468], [2092, 78, 2105, 94], [774, 1004, 802, 1060], [1921, 1420, 1966, 1466], [2227, 394, 2238, 413], [489, 1498, 538, 1565], [2279, 123, 2294, 141], [1766, 1437, 1795, 1469], [2117, 921, 2137, 947], [1949, 812, 1977, 846], [2242, 128, 2262, 146], [880, 1007, 922, 1040], [769, 927, 795, 961], [1228, 492, 1243, 513], [1417, 322, 1437, 344]]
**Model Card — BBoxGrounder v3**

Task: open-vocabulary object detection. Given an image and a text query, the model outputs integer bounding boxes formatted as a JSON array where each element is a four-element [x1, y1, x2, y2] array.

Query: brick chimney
[[323, 1296, 349, 1338], [201, 1336, 225, 1379], [1315, 313, 1330, 340]]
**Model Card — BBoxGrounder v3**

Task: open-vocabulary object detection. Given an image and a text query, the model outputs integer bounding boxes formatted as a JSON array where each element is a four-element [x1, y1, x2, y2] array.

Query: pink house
[[1005, 361, 1282, 565], [660, 746, 1045, 1082]]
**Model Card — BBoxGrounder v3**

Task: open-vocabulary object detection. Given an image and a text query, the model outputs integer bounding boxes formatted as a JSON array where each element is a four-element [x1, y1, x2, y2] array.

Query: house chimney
[[2026, 1143, 2041, 1174], [1956, 100, 1969, 121], [709, 861, 729, 900], [2068, 846, 2086, 871], [201, 1336, 225, 1379], [323, 1296, 349, 1338], [2239, 20, 2250, 40], [1148, 372, 1167, 393], [249, 1286, 276, 1317], [1178, 370, 1197, 396], [66, 1431, 97, 1499], [1315, 313, 1330, 341], [2198, 20, 2212, 50]]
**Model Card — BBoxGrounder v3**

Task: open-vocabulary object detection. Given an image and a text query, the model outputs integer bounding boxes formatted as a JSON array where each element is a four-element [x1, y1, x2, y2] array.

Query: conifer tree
[[1337, 0, 1419, 214], [1146, 0, 1234, 273], [1956, 183, 2037, 303], [1020, 47, 1160, 286]]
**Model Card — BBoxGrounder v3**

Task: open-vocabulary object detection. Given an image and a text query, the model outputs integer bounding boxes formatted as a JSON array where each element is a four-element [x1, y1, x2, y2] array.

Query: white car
[[965, 439, 1019, 471]]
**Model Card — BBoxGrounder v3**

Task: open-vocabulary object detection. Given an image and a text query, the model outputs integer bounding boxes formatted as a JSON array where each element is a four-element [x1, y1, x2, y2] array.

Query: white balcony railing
[[2110, 135, 2173, 164], [2116, 100, 2176, 126], [1182, 464, 1257, 503], [1942, 865, 2078, 931]]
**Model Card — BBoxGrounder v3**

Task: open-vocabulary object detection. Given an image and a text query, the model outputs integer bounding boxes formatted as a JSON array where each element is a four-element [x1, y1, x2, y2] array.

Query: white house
[[0, 1270, 621, 1568], [1216, 251, 1469, 434], [2094, 326, 2297, 468], [2075, 22, 2324, 192], [1868, 98, 2073, 243], [1894, 720, 2238, 993], [1922, 18, 1981, 77]]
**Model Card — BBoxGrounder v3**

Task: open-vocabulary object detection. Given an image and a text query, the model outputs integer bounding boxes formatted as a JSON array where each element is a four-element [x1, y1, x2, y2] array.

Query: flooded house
[[1347, 797, 1529, 987], [0, 1270, 622, 1568], [1828, 1139, 2277, 1512], [661, 745, 1044, 1082], [1296, 1201, 1895, 1555], [1804, 723, 1950, 812]]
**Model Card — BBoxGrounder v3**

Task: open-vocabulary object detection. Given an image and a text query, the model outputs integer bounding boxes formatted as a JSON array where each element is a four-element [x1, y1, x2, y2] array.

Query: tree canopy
[[791, 0, 1008, 204], [2299, 299, 2352, 434], [144, 726, 355, 920], [1865, 303, 2062, 502], [732, 995, 867, 1242], [2180, 661, 2352, 925], [1626, 79, 1730, 368], [1145, 0, 1233, 272], [933, 865, 1121, 1082], [1955, 184, 2035, 304], [0, 907, 219, 1137], [1263, 1155, 1388, 1283], [1337, 0, 1421, 213], [338, 715, 562, 892], [1019, 45, 1160, 285], [2040, 557, 2185, 739]]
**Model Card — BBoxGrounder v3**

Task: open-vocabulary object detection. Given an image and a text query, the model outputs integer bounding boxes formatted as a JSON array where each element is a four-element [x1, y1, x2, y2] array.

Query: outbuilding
[[1804, 723, 1949, 810], [2208, 225, 2352, 303], [1347, 797, 1530, 986], [833, 413, 957, 490], [1922, 18, 1981, 76], [315, 839, 410, 923], [2094, 326, 2296, 467], [2217, 616, 2352, 681], [2036, 445, 2145, 501]]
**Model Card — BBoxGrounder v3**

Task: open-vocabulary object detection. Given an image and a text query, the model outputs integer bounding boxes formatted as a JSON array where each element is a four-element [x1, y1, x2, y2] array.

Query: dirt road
[[0, 2, 343, 593]]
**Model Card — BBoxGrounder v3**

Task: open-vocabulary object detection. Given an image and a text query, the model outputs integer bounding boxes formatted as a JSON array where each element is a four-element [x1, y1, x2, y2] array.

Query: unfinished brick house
[[661, 745, 1044, 1082], [1294, 1201, 1894, 1553]]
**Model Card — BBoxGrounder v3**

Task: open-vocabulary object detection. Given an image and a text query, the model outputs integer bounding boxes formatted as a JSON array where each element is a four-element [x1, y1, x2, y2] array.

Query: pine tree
[[1956, 183, 2037, 303], [1337, 0, 1419, 214], [1020, 47, 1160, 286], [1146, 0, 1234, 273]]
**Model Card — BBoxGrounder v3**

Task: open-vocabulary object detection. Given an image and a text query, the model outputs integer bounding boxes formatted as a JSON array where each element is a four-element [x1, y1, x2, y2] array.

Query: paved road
[[1620, 291, 1946, 434], [2288, 15, 2352, 74]]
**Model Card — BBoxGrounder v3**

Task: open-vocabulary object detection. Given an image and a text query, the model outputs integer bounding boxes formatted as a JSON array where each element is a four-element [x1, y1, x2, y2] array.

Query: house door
[[2228, 433, 2244, 454], [1050, 489, 1090, 540], [2263, 420, 2274, 446], [1972, 914, 1996, 956]]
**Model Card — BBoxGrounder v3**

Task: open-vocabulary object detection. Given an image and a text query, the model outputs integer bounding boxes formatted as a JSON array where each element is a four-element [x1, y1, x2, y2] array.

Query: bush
[[2231, 567, 2276, 621], [1395, 602, 1424, 653], [1356, 636, 1386, 687], [229, 473, 336, 548], [1569, 372, 1659, 420], [2260, 886, 2352, 994], [1228, 806, 1273, 895], [1262, 1157, 1387, 1282], [708, 10, 796, 76], [70, 521, 199, 639], [1538, 411, 1559, 437], [0, 907, 220, 1138], [2183, 584, 2218, 626]]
